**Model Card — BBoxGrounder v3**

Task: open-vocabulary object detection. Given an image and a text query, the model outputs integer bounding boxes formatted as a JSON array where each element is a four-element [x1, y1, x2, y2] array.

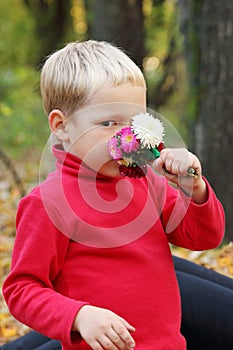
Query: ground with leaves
[[0, 156, 40, 345], [0, 158, 232, 345]]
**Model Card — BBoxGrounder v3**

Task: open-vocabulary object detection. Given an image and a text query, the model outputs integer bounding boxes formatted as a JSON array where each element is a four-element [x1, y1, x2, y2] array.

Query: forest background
[[0, 0, 233, 343]]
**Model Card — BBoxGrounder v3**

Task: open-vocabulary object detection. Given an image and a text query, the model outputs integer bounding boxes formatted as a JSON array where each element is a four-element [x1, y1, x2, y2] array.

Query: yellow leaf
[[1, 324, 17, 338], [217, 257, 231, 267]]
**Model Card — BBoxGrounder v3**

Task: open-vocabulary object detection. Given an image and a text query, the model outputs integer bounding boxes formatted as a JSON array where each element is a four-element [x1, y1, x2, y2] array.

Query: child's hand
[[153, 148, 207, 204], [73, 305, 136, 350]]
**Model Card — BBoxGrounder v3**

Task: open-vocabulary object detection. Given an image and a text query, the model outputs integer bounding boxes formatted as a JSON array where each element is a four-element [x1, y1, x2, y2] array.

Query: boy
[[3, 40, 224, 350]]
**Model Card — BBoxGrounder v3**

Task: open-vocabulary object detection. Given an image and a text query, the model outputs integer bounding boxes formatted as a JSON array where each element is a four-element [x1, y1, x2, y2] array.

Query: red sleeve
[[2, 193, 88, 346], [159, 176, 225, 250]]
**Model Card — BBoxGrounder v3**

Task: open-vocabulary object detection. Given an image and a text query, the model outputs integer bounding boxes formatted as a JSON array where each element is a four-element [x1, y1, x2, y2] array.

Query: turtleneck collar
[[52, 144, 120, 182]]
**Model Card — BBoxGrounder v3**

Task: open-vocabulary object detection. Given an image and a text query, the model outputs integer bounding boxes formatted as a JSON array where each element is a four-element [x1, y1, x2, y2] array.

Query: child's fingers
[[160, 148, 190, 176], [152, 157, 165, 176], [97, 322, 135, 350], [87, 339, 104, 350], [118, 316, 136, 332], [153, 148, 201, 178], [102, 328, 126, 349], [152, 157, 177, 183], [113, 320, 136, 348], [98, 334, 119, 350]]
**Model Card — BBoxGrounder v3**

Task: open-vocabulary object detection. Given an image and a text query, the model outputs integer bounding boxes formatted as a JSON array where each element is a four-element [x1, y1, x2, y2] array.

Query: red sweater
[[3, 146, 224, 350]]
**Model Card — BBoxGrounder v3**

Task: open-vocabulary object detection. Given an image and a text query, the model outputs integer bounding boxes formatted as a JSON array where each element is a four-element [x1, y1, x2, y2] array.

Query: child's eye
[[100, 120, 117, 127]]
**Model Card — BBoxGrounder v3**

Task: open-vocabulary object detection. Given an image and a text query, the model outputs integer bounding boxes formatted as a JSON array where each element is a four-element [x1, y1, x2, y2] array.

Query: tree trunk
[[0, 148, 25, 197], [23, 0, 73, 66], [178, 0, 233, 240], [89, 0, 144, 68]]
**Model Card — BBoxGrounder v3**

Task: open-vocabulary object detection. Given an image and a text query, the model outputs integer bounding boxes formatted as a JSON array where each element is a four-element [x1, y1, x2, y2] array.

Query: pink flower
[[120, 127, 139, 153], [108, 137, 122, 160]]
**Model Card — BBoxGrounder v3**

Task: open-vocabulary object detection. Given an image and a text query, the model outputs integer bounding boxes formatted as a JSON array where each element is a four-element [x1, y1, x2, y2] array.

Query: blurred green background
[[0, 0, 187, 155]]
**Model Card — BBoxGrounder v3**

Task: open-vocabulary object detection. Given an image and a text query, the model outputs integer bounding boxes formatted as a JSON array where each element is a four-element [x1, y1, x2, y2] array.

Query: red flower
[[119, 164, 147, 178], [157, 142, 164, 152]]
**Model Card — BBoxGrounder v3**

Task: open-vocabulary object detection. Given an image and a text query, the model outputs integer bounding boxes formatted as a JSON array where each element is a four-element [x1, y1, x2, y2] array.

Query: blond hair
[[40, 40, 145, 116]]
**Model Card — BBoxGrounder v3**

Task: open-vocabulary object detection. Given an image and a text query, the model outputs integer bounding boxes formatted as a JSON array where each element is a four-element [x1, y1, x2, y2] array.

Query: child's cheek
[[81, 141, 112, 171]]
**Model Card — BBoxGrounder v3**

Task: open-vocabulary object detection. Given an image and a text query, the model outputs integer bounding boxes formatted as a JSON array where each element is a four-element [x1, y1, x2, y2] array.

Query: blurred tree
[[0, 0, 47, 155], [84, 0, 178, 110], [178, 0, 233, 240], [18, 0, 180, 112], [0, 148, 25, 196], [143, 0, 179, 109], [85, 0, 144, 68], [22, 0, 73, 66]]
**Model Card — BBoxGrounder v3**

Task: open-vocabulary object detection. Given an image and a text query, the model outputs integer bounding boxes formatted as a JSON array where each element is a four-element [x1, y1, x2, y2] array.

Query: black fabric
[[174, 256, 233, 350], [0, 331, 61, 350]]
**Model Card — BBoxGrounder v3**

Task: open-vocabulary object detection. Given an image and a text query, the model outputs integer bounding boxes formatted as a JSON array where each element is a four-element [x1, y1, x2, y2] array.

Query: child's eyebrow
[[99, 113, 125, 120]]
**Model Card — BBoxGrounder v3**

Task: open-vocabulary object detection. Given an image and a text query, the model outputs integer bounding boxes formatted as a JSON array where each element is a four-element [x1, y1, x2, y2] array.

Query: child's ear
[[49, 109, 69, 142]]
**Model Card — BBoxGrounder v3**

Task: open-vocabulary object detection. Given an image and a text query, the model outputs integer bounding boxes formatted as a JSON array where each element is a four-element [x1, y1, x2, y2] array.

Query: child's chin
[[98, 160, 121, 178]]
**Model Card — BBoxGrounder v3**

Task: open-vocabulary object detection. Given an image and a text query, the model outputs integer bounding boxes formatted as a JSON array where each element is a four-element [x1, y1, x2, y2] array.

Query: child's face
[[54, 83, 146, 177]]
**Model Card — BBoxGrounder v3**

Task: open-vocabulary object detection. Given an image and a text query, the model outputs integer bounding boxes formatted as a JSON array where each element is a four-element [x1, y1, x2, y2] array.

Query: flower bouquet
[[108, 113, 165, 178]]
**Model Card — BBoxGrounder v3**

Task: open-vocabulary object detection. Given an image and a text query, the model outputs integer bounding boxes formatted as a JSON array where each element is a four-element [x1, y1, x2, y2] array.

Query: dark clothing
[[174, 256, 233, 350], [0, 331, 61, 350]]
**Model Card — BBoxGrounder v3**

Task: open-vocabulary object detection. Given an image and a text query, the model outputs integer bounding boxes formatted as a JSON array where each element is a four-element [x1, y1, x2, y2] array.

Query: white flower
[[132, 113, 165, 148]]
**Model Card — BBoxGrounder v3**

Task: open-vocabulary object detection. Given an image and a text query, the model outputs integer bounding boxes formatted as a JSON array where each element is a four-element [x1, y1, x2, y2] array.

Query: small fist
[[153, 148, 201, 181], [73, 305, 136, 350], [153, 148, 207, 203]]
